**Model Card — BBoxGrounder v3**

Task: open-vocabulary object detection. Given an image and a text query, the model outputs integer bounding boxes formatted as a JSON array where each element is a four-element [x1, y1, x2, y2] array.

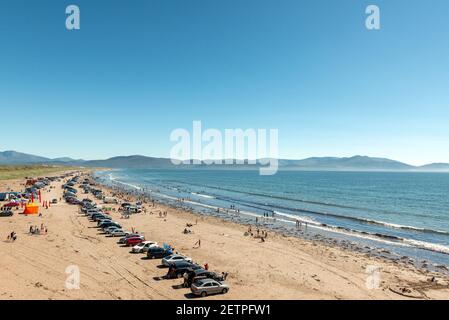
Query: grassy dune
[[0, 165, 80, 180]]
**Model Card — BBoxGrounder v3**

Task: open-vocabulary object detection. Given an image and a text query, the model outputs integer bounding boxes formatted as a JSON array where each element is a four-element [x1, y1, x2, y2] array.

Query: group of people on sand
[[183, 219, 199, 235], [29, 223, 48, 235], [246, 226, 268, 242], [158, 211, 168, 218], [6, 231, 17, 242]]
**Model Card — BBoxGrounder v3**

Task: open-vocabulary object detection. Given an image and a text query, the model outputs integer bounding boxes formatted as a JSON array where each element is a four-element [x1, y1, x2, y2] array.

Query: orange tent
[[22, 203, 39, 215]]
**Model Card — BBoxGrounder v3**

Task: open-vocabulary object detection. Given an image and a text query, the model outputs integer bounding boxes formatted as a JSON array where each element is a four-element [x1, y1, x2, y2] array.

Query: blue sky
[[1, 0, 448, 165]]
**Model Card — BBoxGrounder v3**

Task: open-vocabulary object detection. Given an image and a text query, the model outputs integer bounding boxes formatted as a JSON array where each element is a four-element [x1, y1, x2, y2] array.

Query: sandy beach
[[1, 171, 449, 300]]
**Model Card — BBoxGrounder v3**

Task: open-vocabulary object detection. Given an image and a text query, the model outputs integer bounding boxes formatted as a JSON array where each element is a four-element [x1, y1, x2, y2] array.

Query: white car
[[131, 241, 158, 253], [162, 254, 193, 266]]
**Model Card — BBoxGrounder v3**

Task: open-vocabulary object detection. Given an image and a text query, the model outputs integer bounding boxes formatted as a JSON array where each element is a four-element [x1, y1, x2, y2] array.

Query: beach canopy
[[22, 203, 39, 215]]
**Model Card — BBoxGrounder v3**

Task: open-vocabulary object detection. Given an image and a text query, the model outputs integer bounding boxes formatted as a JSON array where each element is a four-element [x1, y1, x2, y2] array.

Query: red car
[[125, 236, 145, 247], [3, 202, 20, 208]]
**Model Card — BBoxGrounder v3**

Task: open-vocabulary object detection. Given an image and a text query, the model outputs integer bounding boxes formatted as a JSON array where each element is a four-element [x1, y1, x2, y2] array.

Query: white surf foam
[[191, 192, 215, 199]]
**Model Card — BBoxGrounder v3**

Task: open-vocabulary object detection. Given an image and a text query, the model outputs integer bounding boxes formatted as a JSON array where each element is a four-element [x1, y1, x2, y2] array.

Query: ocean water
[[93, 169, 449, 270]]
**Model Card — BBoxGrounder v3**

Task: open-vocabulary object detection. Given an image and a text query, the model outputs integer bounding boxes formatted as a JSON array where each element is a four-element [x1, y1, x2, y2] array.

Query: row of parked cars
[[73, 179, 230, 298], [63, 176, 82, 205]]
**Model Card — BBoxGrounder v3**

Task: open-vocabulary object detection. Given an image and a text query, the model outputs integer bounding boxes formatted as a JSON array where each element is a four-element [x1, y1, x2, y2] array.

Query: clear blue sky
[[1, 0, 448, 165]]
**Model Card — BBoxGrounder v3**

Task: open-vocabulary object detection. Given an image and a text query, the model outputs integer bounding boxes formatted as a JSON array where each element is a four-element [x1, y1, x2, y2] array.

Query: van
[[103, 197, 118, 204]]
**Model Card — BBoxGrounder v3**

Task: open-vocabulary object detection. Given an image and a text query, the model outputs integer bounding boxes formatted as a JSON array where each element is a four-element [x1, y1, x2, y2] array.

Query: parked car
[[103, 197, 118, 204], [183, 269, 225, 288], [131, 241, 158, 253], [146, 246, 173, 259], [3, 202, 20, 208], [166, 261, 202, 279], [118, 234, 143, 244], [191, 279, 229, 297], [66, 198, 81, 205], [87, 211, 103, 218], [64, 187, 77, 194], [109, 229, 128, 237], [101, 223, 121, 231], [93, 215, 111, 222], [81, 205, 97, 213], [89, 213, 105, 220], [125, 236, 145, 247], [123, 206, 141, 214], [98, 221, 120, 229], [86, 209, 101, 216], [104, 226, 120, 234], [0, 209, 14, 217], [162, 254, 192, 267]]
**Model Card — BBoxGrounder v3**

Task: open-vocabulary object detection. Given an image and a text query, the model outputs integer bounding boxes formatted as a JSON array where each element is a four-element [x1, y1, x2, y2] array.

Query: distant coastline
[[2, 151, 449, 172]]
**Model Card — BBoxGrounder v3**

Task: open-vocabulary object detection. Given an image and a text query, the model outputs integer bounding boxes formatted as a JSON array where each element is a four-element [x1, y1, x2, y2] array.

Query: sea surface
[[93, 169, 449, 271]]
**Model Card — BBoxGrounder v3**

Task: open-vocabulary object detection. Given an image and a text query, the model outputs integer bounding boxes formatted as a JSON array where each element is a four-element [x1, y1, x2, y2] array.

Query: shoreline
[[93, 170, 449, 275]]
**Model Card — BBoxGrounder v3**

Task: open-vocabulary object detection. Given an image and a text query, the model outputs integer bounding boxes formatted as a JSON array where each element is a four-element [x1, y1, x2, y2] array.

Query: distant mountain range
[[1, 150, 449, 172]]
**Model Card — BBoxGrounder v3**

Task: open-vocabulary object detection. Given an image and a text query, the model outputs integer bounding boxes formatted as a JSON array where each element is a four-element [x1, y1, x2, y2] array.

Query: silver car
[[161, 254, 192, 267], [191, 279, 229, 297], [104, 226, 120, 234], [109, 229, 128, 237]]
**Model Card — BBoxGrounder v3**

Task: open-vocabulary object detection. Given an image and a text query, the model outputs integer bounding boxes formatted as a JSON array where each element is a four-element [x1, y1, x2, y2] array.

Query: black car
[[0, 209, 13, 217], [89, 212, 106, 219], [93, 215, 111, 222], [147, 247, 173, 259], [167, 261, 202, 279], [183, 268, 225, 287], [66, 197, 81, 205], [99, 223, 121, 231]]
